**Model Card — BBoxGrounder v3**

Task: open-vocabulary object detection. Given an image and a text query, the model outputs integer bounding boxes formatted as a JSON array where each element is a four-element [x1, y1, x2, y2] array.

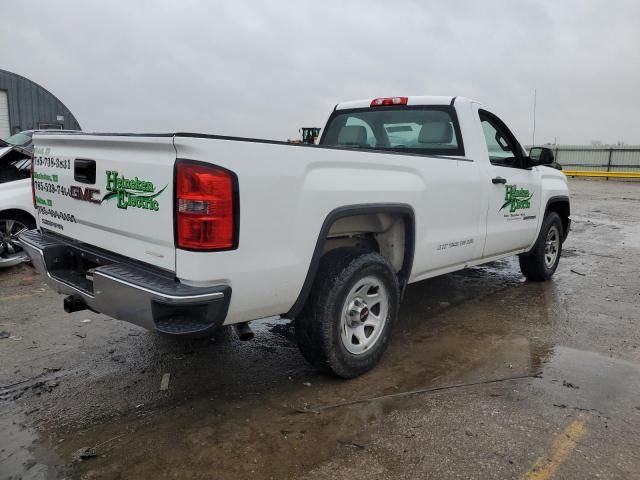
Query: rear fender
[[283, 203, 415, 319]]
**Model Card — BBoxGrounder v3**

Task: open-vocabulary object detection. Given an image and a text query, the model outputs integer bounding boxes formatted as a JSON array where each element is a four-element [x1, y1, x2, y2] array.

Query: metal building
[[0, 68, 81, 138]]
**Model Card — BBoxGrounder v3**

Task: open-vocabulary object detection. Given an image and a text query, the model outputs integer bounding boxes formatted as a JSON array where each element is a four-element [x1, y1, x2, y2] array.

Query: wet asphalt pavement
[[1, 178, 640, 479]]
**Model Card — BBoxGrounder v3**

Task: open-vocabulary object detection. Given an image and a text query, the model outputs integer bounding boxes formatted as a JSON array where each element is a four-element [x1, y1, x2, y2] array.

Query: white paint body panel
[[30, 96, 569, 325], [173, 136, 488, 322], [0, 178, 36, 218], [0, 146, 13, 159], [31, 135, 176, 270], [0, 143, 36, 221]]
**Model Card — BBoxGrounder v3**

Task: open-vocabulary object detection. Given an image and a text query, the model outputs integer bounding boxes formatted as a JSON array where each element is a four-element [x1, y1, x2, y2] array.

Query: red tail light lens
[[370, 97, 408, 107], [175, 160, 238, 250]]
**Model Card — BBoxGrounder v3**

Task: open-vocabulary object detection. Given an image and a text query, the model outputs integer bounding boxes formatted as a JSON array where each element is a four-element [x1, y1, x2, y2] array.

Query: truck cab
[[319, 96, 569, 279]]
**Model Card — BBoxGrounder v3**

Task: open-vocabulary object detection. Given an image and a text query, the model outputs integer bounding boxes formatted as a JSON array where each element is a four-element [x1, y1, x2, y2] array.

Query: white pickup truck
[[19, 96, 570, 377]]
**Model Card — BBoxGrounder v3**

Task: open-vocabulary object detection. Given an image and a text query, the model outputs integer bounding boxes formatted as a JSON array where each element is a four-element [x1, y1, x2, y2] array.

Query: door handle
[[492, 177, 507, 184]]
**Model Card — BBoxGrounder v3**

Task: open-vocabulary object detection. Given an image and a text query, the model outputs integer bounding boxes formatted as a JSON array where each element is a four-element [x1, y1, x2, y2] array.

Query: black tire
[[0, 211, 35, 259], [0, 211, 35, 230], [295, 247, 399, 378], [519, 212, 563, 281]]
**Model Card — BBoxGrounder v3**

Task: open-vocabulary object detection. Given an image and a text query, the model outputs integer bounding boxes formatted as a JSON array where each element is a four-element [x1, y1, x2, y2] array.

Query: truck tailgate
[[32, 134, 176, 271]]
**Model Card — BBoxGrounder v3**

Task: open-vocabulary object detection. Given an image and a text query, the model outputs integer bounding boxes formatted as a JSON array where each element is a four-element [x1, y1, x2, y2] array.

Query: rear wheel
[[519, 212, 563, 281], [295, 247, 399, 378], [0, 212, 35, 268]]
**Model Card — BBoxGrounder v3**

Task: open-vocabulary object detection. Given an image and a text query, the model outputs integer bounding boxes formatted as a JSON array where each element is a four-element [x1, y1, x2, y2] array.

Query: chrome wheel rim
[[340, 275, 389, 355], [0, 219, 28, 258], [544, 225, 560, 269]]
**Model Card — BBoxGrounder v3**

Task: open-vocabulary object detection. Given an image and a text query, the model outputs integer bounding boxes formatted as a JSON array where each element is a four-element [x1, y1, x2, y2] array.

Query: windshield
[[3, 132, 32, 147], [320, 106, 464, 156], [0, 154, 31, 184]]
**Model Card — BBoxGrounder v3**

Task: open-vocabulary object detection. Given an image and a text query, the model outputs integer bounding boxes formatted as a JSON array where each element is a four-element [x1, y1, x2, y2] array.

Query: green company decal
[[34, 146, 51, 156], [103, 171, 166, 211], [36, 196, 53, 207], [500, 185, 532, 213], [34, 172, 58, 182]]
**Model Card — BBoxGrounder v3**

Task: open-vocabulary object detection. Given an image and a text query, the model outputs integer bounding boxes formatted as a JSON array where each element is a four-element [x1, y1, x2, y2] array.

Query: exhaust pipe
[[234, 321, 254, 341], [64, 295, 88, 313]]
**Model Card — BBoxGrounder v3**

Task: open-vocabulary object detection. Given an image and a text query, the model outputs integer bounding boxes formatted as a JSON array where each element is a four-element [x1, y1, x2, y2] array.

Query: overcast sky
[[1, 0, 638, 144]]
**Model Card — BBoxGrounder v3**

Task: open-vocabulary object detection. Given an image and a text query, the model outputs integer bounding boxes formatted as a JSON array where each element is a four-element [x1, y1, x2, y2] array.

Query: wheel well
[[283, 204, 415, 319], [323, 213, 407, 273], [546, 199, 570, 240], [0, 209, 36, 226]]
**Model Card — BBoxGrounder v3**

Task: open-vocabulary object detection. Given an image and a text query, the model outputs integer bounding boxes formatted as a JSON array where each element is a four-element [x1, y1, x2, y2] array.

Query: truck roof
[[335, 96, 471, 110]]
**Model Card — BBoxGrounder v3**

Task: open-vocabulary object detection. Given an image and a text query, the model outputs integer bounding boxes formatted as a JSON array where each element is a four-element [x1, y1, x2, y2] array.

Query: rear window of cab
[[320, 105, 465, 156]]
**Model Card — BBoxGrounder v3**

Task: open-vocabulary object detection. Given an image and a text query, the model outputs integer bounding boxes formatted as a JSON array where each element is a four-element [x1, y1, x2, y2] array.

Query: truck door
[[478, 110, 541, 257]]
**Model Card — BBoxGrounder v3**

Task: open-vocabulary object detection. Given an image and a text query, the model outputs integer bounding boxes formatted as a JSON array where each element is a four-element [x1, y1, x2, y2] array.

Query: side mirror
[[528, 147, 554, 166]]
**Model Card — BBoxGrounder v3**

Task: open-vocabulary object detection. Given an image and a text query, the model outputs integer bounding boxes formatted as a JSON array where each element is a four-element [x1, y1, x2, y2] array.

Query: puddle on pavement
[[571, 214, 640, 250], [535, 346, 640, 417], [48, 332, 551, 480], [0, 410, 61, 480], [37, 268, 564, 479]]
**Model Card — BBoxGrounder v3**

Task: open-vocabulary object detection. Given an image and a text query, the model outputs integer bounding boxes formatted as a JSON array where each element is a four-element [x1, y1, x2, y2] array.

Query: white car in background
[[0, 135, 36, 268]]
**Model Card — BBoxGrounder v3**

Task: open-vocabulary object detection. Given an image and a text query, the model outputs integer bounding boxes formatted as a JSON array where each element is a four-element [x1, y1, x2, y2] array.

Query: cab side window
[[479, 111, 524, 168]]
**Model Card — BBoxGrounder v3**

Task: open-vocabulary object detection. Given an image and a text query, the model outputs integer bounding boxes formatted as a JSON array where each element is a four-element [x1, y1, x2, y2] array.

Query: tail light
[[175, 160, 239, 251], [30, 152, 36, 208], [370, 97, 408, 107]]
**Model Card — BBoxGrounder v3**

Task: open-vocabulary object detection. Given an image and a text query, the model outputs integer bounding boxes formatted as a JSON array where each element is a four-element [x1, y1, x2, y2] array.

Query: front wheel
[[519, 212, 563, 281], [0, 212, 35, 268], [295, 248, 399, 378]]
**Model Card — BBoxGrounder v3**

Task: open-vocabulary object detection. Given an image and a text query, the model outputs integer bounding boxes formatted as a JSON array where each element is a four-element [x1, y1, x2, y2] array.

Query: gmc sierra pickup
[[19, 96, 570, 377]]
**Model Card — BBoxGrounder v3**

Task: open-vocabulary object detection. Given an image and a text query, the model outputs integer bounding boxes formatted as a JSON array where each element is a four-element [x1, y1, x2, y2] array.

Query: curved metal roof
[[0, 68, 81, 131]]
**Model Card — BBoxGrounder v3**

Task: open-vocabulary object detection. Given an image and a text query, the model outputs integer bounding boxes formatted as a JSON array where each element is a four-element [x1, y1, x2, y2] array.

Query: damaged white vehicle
[[0, 139, 36, 268]]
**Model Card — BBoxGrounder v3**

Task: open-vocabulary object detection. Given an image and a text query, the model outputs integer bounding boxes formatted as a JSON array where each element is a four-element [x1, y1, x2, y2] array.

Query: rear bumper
[[18, 230, 230, 335]]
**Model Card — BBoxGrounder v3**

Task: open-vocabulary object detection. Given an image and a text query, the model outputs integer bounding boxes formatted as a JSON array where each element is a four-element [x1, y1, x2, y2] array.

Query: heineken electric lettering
[[103, 171, 167, 211], [500, 185, 532, 213]]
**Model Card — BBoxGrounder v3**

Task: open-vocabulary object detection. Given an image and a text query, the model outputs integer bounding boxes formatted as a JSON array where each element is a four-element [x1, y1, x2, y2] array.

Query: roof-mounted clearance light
[[370, 97, 408, 107]]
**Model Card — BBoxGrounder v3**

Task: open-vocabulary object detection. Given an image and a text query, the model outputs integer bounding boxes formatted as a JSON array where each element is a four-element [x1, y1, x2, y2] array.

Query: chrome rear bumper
[[18, 230, 230, 335]]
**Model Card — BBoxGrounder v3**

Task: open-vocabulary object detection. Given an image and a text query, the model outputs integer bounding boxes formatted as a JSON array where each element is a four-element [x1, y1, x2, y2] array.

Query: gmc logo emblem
[[70, 186, 101, 204]]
